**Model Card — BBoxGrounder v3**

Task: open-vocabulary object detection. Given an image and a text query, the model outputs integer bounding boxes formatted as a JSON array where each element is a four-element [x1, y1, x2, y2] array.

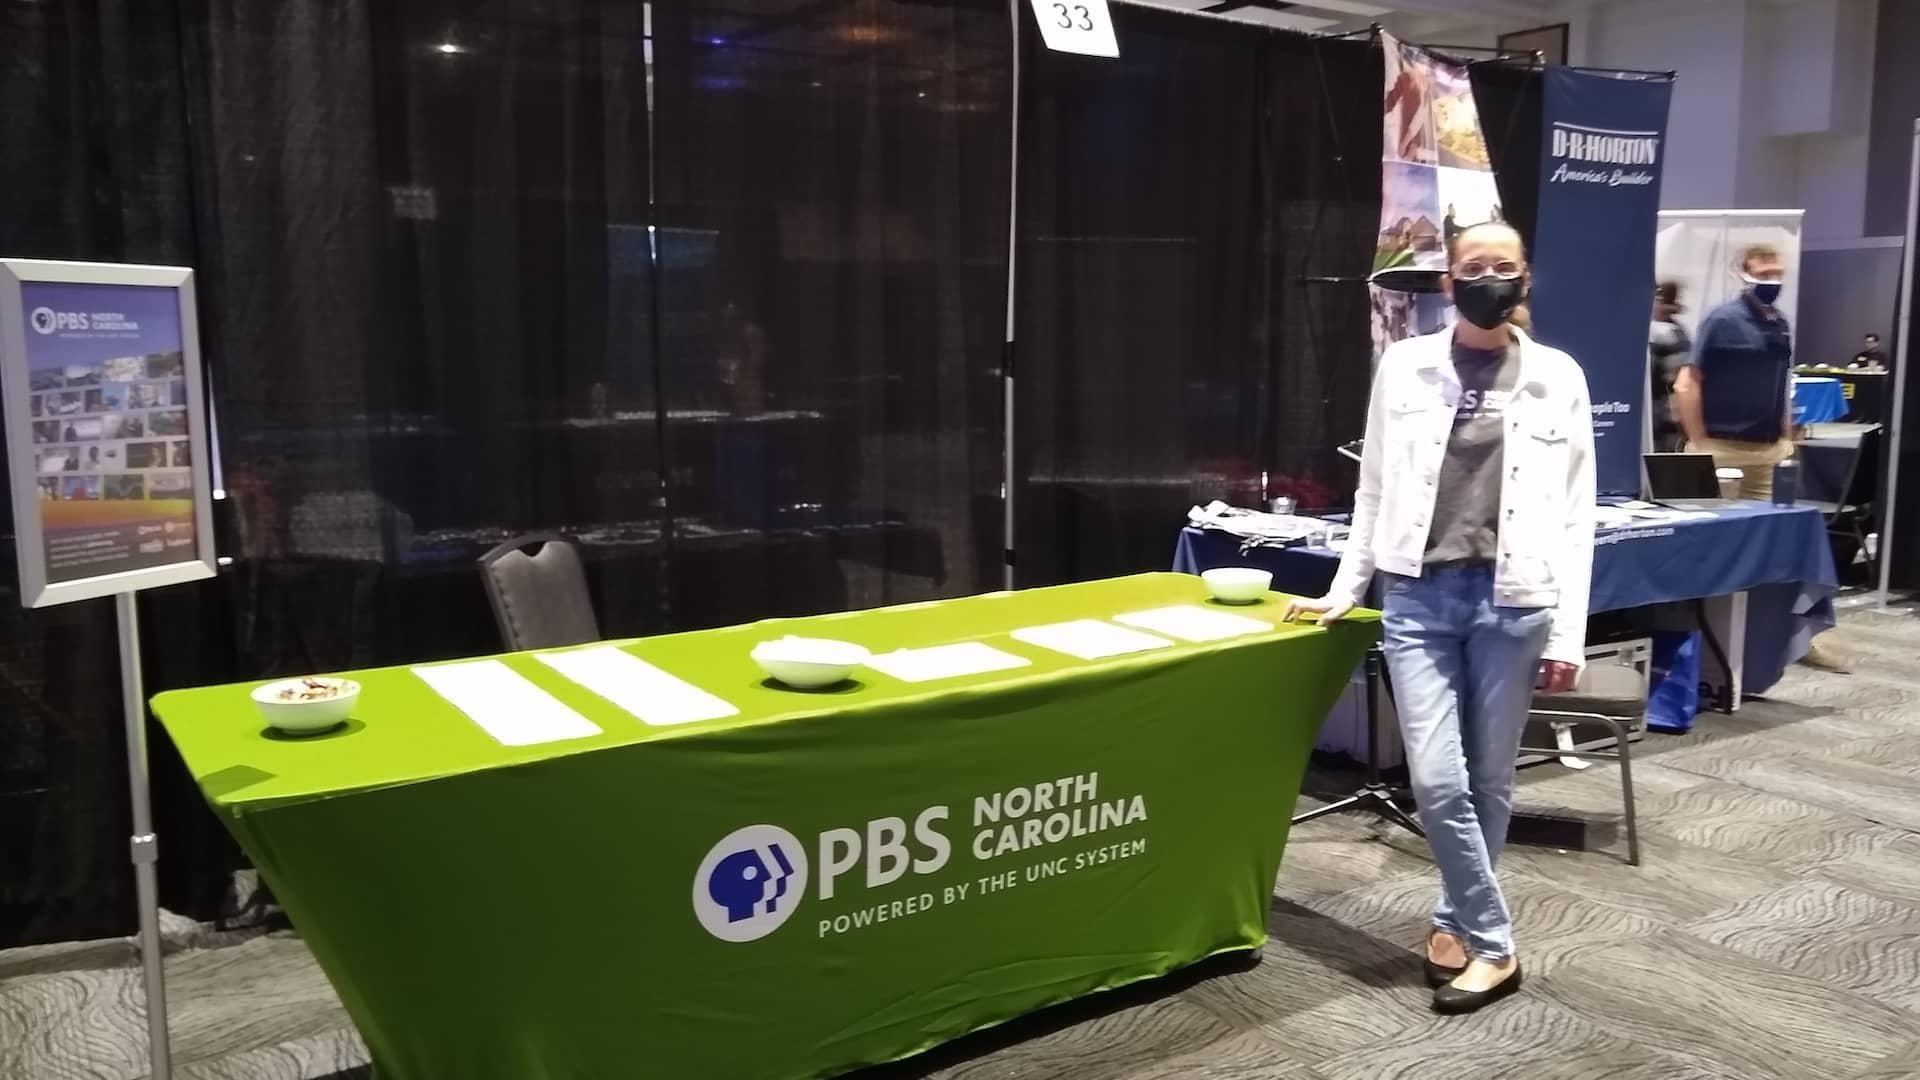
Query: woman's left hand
[[1539, 660, 1578, 694]]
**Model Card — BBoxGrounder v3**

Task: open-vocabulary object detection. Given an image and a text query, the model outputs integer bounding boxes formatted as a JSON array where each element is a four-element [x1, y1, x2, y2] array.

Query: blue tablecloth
[[1173, 503, 1837, 694], [1794, 377, 1848, 425]]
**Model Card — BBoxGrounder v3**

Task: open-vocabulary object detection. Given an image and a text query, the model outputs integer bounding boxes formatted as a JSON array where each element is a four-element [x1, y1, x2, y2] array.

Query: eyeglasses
[[1452, 259, 1524, 282]]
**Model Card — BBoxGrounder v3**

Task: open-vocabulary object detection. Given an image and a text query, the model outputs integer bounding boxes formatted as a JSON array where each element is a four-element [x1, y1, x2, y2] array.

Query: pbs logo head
[[29, 307, 56, 335], [692, 824, 808, 943]]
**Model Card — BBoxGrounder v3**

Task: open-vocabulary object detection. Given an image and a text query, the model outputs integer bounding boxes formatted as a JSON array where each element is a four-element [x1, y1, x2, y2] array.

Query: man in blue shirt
[[1675, 244, 1848, 672], [1673, 243, 1793, 498]]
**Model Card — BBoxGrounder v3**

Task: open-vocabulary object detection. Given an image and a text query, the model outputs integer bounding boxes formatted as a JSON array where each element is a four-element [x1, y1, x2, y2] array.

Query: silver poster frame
[[0, 258, 217, 608]]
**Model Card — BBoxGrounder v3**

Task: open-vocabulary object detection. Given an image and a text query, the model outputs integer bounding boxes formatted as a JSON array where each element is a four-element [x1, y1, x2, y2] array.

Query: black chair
[[1521, 663, 1643, 867], [1804, 425, 1881, 573], [477, 533, 600, 651]]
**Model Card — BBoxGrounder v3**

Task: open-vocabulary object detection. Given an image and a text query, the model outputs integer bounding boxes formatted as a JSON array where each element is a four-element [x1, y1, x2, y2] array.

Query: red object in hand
[[1539, 660, 1578, 694]]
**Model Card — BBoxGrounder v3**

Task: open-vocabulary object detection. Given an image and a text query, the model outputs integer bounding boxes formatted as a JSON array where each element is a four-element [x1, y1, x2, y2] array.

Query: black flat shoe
[[1432, 963, 1523, 1015], [1423, 957, 1466, 988]]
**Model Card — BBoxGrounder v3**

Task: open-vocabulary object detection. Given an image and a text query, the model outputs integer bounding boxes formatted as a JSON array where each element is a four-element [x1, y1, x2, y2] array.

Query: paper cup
[[1716, 467, 1743, 501]]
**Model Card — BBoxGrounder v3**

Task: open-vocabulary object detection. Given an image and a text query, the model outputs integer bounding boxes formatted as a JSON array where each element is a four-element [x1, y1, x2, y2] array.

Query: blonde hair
[[1741, 243, 1780, 272], [1447, 221, 1531, 331]]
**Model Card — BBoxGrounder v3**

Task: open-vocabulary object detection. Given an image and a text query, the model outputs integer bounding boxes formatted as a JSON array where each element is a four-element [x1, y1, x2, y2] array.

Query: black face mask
[[1452, 277, 1524, 330]]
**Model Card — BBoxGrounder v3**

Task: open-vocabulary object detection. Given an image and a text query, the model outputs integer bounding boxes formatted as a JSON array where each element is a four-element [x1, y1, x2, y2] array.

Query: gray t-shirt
[[1425, 340, 1520, 565]]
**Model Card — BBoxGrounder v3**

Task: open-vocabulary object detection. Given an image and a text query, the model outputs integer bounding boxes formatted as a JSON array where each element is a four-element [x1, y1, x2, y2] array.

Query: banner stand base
[[1290, 648, 1424, 837]]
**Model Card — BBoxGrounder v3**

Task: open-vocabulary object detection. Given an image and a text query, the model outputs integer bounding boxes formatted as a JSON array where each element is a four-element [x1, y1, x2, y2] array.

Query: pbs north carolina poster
[[19, 281, 198, 584]]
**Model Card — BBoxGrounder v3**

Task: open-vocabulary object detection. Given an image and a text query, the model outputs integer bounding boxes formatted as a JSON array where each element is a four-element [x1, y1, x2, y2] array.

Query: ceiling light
[[837, 24, 896, 45]]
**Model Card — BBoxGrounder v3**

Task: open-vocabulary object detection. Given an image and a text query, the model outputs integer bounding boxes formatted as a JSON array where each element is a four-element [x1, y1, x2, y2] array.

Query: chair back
[[1843, 424, 1883, 511], [478, 533, 599, 651]]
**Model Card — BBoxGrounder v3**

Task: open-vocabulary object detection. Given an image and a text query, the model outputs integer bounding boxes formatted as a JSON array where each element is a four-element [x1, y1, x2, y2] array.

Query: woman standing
[[1287, 222, 1595, 1014]]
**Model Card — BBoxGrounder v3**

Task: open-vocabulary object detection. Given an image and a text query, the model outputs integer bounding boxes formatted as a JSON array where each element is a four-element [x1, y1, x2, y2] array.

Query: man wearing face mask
[[1674, 244, 1793, 499], [1676, 245, 1849, 671]]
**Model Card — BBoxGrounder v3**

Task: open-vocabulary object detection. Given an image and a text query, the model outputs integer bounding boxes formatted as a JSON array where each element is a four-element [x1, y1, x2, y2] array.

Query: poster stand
[[0, 258, 219, 1080], [117, 589, 172, 1079]]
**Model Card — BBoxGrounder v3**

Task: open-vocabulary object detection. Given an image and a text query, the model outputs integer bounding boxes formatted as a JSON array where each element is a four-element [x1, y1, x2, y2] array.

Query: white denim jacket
[[1329, 325, 1597, 669]]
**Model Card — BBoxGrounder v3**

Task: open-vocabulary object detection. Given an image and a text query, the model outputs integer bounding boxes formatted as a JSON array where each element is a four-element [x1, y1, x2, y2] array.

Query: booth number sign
[[1030, 0, 1119, 58]]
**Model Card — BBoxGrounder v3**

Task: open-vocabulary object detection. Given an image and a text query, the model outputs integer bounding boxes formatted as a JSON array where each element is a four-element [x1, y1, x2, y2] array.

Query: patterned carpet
[[8, 602, 1920, 1079]]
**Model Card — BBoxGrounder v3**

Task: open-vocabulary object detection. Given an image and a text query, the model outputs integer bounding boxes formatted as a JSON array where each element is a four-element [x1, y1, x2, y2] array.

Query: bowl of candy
[[751, 637, 870, 690], [250, 676, 360, 735], [1201, 567, 1273, 604]]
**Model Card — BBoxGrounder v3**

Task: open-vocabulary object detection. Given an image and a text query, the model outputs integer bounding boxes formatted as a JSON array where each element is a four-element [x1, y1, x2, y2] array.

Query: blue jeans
[[1382, 564, 1550, 961]]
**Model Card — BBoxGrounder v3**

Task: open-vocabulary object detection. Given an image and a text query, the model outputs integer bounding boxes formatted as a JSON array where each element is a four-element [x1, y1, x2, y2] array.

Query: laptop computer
[[1644, 452, 1744, 510]]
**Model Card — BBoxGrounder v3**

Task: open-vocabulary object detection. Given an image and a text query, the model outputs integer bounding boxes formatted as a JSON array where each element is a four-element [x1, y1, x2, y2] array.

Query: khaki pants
[[1688, 437, 1793, 500]]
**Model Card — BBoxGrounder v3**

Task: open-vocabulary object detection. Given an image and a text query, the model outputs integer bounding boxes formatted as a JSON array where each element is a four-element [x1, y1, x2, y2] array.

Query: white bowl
[[251, 677, 361, 734], [1202, 567, 1273, 604], [751, 637, 871, 690]]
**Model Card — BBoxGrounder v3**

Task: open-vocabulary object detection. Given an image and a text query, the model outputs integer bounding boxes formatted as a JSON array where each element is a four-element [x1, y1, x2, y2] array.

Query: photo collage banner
[[1368, 33, 1504, 360]]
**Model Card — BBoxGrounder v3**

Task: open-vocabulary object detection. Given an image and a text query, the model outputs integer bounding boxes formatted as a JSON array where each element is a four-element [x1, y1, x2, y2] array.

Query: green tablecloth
[[154, 573, 1377, 1079]]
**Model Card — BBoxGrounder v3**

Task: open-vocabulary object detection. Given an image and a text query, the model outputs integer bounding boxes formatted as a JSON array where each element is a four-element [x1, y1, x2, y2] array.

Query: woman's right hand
[[1281, 593, 1354, 625]]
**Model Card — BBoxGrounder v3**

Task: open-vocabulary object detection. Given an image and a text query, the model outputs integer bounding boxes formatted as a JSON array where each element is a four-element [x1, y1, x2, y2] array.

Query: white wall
[[1584, 0, 1750, 209], [1589, 0, 1895, 356], [1792, 135, 1874, 244], [1582, 0, 1880, 243], [1350, 0, 1900, 356], [1585, 0, 1893, 357], [1361, 0, 1885, 244]]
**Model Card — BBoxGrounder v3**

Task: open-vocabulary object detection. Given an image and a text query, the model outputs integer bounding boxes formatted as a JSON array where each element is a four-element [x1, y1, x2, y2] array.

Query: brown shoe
[[1799, 640, 1852, 674]]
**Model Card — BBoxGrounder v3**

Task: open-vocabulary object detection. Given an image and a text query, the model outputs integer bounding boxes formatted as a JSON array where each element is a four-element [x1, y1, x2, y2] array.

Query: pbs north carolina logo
[[29, 308, 56, 335], [692, 824, 808, 943]]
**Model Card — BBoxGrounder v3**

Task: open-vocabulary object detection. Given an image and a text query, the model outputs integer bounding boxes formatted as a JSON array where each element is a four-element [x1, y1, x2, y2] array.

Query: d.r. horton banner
[[1528, 67, 1673, 494]]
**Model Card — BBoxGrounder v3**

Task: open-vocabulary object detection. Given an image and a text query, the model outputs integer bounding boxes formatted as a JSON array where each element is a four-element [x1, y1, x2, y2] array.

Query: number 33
[[1051, 2, 1093, 30]]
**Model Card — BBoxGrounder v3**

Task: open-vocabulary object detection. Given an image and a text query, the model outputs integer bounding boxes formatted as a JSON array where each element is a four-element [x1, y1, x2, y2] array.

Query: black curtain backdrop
[[1467, 60, 1543, 253], [1, 0, 210, 945], [1014, 12, 1381, 585], [1, 0, 1005, 947], [2, 3, 1382, 946], [648, 0, 1009, 625]]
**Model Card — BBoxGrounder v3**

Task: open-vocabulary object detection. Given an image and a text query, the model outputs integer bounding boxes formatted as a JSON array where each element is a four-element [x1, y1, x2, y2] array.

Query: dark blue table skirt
[[1173, 503, 1838, 694]]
